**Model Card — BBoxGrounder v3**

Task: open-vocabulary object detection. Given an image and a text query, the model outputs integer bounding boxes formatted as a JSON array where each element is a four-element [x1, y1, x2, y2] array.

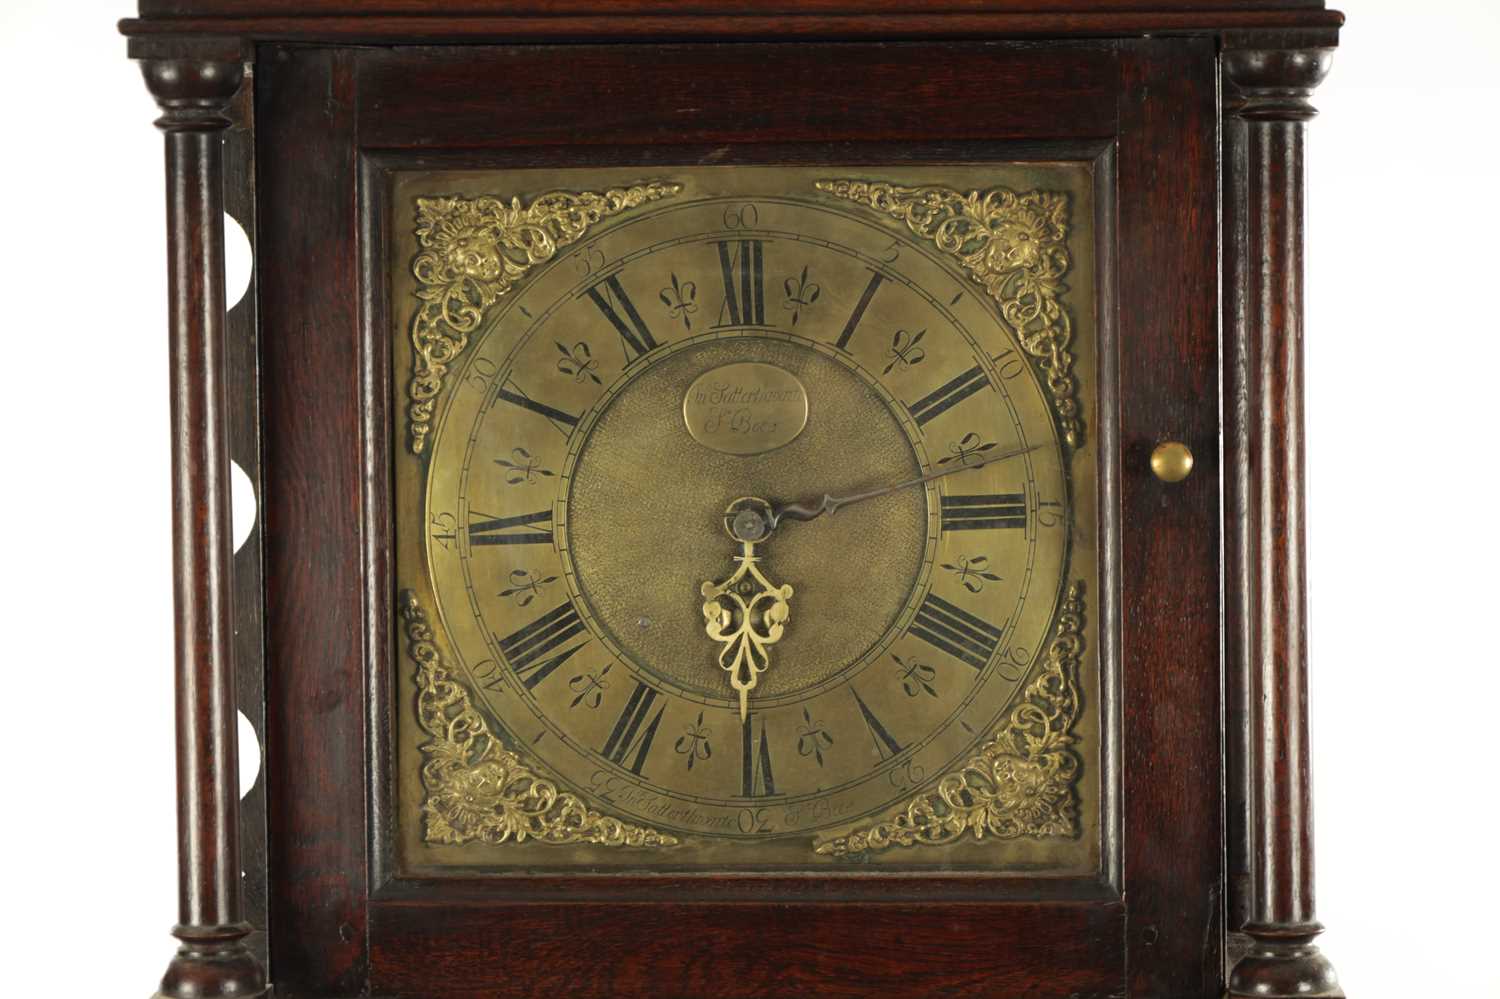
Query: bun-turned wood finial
[[1224, 33, 1336, 121], [133, 36, 245, 131]]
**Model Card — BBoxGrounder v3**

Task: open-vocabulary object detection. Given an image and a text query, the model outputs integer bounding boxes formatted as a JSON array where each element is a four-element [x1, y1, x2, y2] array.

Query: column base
[[1228, 925, 1343, 998], [155, 923, 268, 999]]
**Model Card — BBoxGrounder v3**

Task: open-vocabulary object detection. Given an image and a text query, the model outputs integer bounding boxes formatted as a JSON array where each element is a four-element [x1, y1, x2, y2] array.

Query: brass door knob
[[1150, 441, 1194, 483]]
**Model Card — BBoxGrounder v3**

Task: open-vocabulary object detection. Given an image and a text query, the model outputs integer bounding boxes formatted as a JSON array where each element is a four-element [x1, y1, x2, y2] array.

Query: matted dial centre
[[564, 336, 927, 701]]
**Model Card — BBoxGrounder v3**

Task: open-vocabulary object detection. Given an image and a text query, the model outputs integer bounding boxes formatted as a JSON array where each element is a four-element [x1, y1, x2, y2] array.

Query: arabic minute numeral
[[996, 646, 1032, 684], [1037, 499, 1066, 528], [464, 356, 499, 393], [572, 241, 606, 277], [472, 659, 505, 693], [722, 203, 759, 229], [992, 347, 1025, 381], [429, 511, 458, 552]]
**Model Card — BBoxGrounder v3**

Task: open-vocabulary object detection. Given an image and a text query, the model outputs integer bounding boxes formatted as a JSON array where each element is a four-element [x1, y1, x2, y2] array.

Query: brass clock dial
[[394, 164, 1100, 870]]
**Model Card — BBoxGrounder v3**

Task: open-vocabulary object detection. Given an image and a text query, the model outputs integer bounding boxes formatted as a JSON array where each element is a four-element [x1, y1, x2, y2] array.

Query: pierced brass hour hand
[[701, 498, 794, 721], [771, 442, 1046, 527]]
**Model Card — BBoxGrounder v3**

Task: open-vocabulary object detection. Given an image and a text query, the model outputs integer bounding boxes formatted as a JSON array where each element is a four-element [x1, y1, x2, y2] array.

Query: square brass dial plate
[[391, 162, 1100, 873]]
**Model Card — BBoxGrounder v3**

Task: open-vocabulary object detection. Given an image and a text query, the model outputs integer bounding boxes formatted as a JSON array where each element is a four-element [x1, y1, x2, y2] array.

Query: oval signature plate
[[683, 363, 809, 456]]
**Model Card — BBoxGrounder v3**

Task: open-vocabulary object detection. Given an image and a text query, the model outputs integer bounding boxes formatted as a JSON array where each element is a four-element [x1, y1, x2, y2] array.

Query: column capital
[[132, 36, 246, 132], [1223, 32, 1336, 121]]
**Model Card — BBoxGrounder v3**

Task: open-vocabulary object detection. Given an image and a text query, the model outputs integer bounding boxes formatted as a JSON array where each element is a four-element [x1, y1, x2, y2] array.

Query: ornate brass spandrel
[[815, 179, 1083, 447], [401, 590, 679, 848], [406, 181, 681, 454], [813, 581, 1085, 857]]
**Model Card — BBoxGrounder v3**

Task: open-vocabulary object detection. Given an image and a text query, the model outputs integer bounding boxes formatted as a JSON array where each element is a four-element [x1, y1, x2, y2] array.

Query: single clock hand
[[701, 498, 794, 721], [771, 441, 1046, 527]]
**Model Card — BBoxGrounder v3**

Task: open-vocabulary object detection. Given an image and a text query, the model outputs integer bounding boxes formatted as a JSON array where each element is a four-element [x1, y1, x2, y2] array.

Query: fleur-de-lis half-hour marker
[[893, 653, 939, 699], [495, 446, 556, 485], [941, 554, 1003, 594], [568, 663, 612, 710], [674, 712, 713, 771], [499, 568, 559, 607], [939, 432, 997, 466], [796, 707, 834, 767], [882, 328, 927, 375], [782, 265, 821, 326], [555, 340, 602, 385], [660, 272, 698, 331]]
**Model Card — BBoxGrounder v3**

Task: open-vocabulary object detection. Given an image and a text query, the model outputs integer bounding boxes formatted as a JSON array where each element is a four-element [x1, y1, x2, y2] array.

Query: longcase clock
[[122, 3, 1348, 997]]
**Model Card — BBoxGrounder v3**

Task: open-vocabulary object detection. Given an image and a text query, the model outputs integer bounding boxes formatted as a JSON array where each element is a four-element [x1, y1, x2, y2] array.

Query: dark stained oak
[[126, 5, 1346, 998], [354, 42, 1118, 150], [372, 900, 1127, 999], [138, 0, 1334, 12], [1115, 37, 1226, 999], [256, 46, 371, 998], [1222, 32, 1343, 999], [139, 39, 268, 999], [222, 71, 271, 966], [121, 9, 1344, 44]]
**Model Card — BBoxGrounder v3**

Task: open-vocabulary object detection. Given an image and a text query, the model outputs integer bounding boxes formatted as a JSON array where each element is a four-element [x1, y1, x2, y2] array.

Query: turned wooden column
[[134, 36, 268, 999], [1222, 32, 1343, 999]]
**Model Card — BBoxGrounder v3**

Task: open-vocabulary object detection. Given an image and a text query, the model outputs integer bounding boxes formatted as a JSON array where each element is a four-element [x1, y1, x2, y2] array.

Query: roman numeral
[[835, 271, 886, 350], [910, 592, 1004, 670], [498, 601, 589, 676], [514, 640, 586, 692], [851, 689, 903, 762], [715, 239, 765, 326], [908, 365, 989, 426], [940, 493, 1027, 532], [740, 712, 777, 797], [496, 381, 579, 438], [468, 508, 553, 546], [584, 274, 659, 362], [600, 679, 666, 776]]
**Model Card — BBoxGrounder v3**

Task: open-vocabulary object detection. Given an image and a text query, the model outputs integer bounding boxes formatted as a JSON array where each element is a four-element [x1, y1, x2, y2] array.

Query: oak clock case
[[127, 14, 1346, 999], [392, 163, 1101, 872]]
